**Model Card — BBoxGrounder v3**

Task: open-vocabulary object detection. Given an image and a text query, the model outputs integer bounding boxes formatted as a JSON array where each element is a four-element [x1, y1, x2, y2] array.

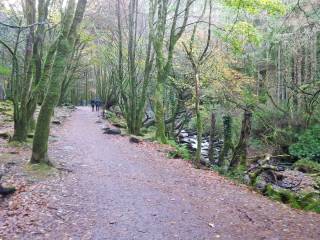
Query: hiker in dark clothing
[[90, 99, 95, 112], [95, 98, 101, 112]]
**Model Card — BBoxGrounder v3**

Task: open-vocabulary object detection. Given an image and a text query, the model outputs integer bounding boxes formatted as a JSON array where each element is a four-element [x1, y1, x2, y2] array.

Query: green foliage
[[265, 185, 320, 213], [0, 65, 10, 76], [293, 159, 320, 173], [211, 164, 246, 182], [249, 138, 264, 151], [252, 109, 298, 146], [223, 0, 286, 15], [140, 127, 157, 141], [104, 110, 127, 129], [221, 0, 286, 54], [289, 125, 320, 162], [226, 21, 262, 54], [167, 140, 191, 160], [0, 100, 13, 116]]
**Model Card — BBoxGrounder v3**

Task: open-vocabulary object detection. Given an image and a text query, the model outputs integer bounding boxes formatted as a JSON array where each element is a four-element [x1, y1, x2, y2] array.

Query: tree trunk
[[230, 109, 252, 169], [12, 0, 36, 142], [208, 112, 216, 164], [31, 0, 87, 164], [154, 80, 167, 143], [194, 71, 202, 167], [12, 0, 51, 142], [218, 115, 233, 167], [152, 0, 192, 143]]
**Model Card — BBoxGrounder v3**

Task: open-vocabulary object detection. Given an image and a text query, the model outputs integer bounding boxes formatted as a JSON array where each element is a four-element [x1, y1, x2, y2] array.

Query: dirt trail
[[5, 107, 320, 239]]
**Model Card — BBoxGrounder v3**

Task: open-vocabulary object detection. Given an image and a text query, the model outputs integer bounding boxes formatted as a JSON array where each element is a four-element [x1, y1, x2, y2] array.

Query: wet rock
[[67, 105, 76, 110], [200, 157, 210, 166], [102, 126, 110, 131], [129, 136, 142, 144], [105, 128, 121, 135], [178, 129, 223, 165], [112, 122, 126, 129], [256, 179, 268, 192], [243, 174, 251, 185], [0, 131, 10, 139], [275, 170, 317, 193], [52, 120, 61, 125], [178, 130, 189, 138], [27, 133, 34, 138]]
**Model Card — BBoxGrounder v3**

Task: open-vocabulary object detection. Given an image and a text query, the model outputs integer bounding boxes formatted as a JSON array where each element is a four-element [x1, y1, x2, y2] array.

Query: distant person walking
[[90, 99, 95, 112], [95, 98, 101, 112]]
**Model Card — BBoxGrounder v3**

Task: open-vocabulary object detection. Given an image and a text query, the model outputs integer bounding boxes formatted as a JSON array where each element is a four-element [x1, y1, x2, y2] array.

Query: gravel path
[[10, 107, 320, 239]]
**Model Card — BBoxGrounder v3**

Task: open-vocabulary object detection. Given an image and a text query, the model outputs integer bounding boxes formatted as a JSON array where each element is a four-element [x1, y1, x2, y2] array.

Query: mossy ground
[[0, 100, 14, 127], [293, 159, 320, 173], [210, 164, 320, 214], [265, 184, 320, 213], [24, 162, 57, 179], [105, 110, 127, 129], [167, 139, 191, 160]]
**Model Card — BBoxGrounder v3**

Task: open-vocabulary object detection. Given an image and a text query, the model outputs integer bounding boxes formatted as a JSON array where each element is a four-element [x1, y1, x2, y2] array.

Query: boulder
[[52, 120, 61, 125], [129, 136, 142, 144], [200, 156, 210, 166], [112, 122, 126, 129], [27, 133, 34, 138], [102, 126, 110, 131], [105, 128, 121, 135], [0, 132, 10, 139]]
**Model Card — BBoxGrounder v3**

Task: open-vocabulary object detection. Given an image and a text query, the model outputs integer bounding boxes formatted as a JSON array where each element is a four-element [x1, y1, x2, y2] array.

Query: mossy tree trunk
[[208, 112, 216, 164], [116, 0, 154, 136], [218, 115, 233, 167], [194, 71, 202, 167], [230, 109, 253, 169], [182, 0, 212, 167], [58, 39, 85, 105], [12, 0, 36, 142], [31, 0, 87, 164], [12, 0, 51, 142], [152, 0, 192, 143], [317, 32, 320, 78]]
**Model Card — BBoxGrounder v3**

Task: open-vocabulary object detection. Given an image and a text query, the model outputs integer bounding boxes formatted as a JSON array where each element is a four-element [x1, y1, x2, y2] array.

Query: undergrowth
[[167, 139, 191, 160], [265, 185, 320, 213]]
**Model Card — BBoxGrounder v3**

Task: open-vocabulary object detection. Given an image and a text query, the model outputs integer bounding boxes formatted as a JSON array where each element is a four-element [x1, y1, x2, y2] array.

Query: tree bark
[[218, 115, 233, 167], [31, 0, 87, 164], [153, 0, 192, 143], [208, 112, 216, 164], [230, 109, 252, 169]]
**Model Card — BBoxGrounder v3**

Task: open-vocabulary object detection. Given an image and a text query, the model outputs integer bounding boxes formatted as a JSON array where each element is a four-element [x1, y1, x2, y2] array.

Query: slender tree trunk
[[31, 0, 87, 164], [218, 115, 233, 167], [12, 0, 36, 142], [12, 0, 51, 141], [195, 70, 202, 167], [208, 113, 216, 164], [230, 110, 252, 169], [152, 0, 192, 143]]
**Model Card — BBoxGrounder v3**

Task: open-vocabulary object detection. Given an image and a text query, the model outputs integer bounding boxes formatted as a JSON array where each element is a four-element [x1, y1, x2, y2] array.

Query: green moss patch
[[166, 140, 191, 160], [24, 163, 57, 179], [293, 159, 320, 173], [265, 185, 320, 213]]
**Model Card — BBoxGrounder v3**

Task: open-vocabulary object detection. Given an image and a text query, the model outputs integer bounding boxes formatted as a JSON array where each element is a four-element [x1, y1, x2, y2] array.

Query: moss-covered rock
[[265, 184, 320, 213], [294, 159, 320, 173]]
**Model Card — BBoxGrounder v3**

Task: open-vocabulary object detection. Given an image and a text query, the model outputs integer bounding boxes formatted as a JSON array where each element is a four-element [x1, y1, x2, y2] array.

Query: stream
[[178, 130, 223, 165]]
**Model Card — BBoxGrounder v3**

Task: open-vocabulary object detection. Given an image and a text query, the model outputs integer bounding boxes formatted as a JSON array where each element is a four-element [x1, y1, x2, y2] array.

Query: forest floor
[[1, 107, 320, 240]]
